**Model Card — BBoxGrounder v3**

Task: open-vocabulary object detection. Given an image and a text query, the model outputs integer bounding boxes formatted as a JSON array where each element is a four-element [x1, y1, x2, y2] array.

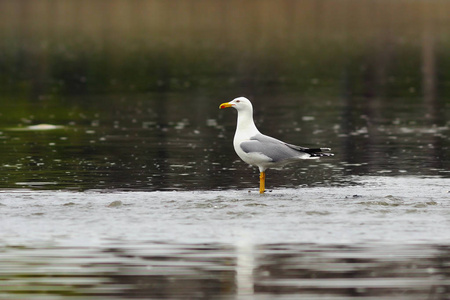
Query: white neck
[[235, 107, 260, 137]]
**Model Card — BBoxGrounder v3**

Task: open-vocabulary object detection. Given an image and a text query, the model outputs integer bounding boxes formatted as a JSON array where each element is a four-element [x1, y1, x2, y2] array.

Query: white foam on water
[[0, 176, 448, 248]]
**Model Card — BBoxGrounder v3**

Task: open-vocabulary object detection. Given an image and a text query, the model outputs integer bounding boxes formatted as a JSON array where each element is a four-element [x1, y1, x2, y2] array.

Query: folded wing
[[239, 134, 333, 162]]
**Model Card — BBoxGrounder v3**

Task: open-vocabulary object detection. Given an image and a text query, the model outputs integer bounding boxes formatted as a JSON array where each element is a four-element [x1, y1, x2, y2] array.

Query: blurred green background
[[1, 0, 449, 96]]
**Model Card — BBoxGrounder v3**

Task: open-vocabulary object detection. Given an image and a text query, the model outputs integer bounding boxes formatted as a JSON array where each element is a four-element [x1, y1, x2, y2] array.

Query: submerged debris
[[5, 124, 65, 131], [107, 200, 123, 207], [345, 195, 363, 199]]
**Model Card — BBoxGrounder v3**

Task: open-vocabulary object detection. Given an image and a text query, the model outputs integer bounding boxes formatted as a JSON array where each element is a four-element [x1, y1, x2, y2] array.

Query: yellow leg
[[259, 171, 266, 194]]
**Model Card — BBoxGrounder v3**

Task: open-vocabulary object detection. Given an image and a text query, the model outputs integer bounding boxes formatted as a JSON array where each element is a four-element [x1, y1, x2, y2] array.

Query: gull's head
[[219, 97, 253, 111]]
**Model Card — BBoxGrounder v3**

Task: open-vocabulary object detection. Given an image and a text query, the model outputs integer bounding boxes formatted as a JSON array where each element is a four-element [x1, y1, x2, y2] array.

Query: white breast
[[233, 136, 272, 169]]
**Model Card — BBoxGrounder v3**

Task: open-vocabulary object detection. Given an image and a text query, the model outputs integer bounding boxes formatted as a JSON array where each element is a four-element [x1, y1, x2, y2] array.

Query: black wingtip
[[306, 147, 334, 157], [310, 152, 334, 157]]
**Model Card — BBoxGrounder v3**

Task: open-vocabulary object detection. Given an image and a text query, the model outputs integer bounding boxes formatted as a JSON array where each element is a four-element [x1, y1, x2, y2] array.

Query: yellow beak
[[219, 102, 233, 109]]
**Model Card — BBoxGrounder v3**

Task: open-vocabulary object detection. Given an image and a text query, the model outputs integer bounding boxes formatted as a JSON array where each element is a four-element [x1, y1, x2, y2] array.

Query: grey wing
[[240, 134, 305, 162]]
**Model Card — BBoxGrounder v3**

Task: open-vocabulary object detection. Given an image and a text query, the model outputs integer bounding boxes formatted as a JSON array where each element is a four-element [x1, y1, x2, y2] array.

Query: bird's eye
[[236, 100, 240, 103]]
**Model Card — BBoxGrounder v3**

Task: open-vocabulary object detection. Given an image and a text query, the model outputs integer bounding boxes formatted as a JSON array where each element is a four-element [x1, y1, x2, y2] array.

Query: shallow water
[[1, 176, 449, 299], [1, 176, 449, 246], [1, 89, 449, 300], [1, 93, 449, 192]]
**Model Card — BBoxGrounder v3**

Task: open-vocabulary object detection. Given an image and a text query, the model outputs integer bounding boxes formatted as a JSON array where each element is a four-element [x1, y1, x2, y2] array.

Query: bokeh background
[[1, 2, 450, 299], [0, 0, 449, 190]]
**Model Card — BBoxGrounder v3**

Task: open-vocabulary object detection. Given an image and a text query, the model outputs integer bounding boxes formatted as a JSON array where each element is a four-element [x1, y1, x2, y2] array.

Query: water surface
[[1, 176, 449, 299], [1, 93, 449, 191]]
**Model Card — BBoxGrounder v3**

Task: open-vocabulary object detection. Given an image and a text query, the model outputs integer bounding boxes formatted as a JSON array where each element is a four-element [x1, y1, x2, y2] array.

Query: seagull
[[219, 97, 334, 194]]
